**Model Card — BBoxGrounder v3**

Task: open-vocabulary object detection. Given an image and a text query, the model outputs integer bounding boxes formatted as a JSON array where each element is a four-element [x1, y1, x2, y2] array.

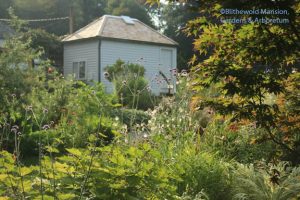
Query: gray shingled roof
[[0, 22, 14, 39], [62, 15, 178, 46]]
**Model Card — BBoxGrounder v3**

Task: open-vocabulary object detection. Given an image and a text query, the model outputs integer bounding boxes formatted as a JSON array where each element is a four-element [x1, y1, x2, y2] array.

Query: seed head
[[11, 128, 17, 134], [181, 71, 188, 77], [43, 108, 48, 114], [42, 124, 50, 130], [104, 72, 110, 79], [12, 125, 19, 130], [146, 85, 151, 92], [26, 105, 33, 111]]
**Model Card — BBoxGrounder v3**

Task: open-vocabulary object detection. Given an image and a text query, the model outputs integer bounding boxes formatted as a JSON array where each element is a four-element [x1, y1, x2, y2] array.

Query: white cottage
[[62, 15, 178, 95]]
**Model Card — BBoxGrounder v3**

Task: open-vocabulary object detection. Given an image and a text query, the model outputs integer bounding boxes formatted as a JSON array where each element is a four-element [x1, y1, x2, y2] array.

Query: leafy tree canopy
[[157, 2, 201, 70], [147, 0, 300, 163], [0, 0, 153, 35]]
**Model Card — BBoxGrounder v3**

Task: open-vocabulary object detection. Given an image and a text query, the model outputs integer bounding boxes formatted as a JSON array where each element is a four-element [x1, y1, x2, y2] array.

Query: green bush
[[104, 59, 157, 110], [232, 162, 300, 200], [175, 149, 233, 200], [0, 138, 180, 199], [201, 120, 277, 163], [110, 108, 150, 128]]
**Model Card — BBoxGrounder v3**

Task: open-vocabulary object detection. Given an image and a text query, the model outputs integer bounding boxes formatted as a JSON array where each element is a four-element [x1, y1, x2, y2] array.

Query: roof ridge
[[63, 16, 103, 41], [102, 15, 137, 20], [97, 15, 108, 36], [62, 15, 178, 46]]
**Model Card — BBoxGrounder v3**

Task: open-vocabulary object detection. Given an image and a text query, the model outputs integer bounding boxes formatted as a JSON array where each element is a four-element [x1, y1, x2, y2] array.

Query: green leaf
[[66, 148, 82, 157], [57, 193, 76, 200], [20, 167, 33, 176], [0, 174, 8, 181], [45, 146, 59, 153]]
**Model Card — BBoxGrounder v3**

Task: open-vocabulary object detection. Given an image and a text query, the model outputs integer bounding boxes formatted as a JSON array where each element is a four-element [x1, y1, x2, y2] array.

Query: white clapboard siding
[[100, 39, 177, 95], [63, 39, 99, 81]]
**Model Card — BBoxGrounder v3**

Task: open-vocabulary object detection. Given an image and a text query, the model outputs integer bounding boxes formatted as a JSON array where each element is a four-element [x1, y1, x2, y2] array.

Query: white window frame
[[72, 60, 87, 80]]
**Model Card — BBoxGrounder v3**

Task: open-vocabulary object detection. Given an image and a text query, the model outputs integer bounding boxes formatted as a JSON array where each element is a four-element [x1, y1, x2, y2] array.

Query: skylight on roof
[[121, 16, 135, 25]]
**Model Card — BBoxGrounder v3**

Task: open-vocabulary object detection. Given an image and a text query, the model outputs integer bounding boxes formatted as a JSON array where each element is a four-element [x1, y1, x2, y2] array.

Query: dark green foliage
[[201, 121, 277, 163], [22, 29, 63, 70], [105, 0, 153, 27], [176, 151, 232, 200], [147, 0, 300, 163], [111, 108, 151, 127], [0, 19, 118, 155], [0, 0, 153, 35], [232, 162, 300, 200], [1, 1, 300, 199]]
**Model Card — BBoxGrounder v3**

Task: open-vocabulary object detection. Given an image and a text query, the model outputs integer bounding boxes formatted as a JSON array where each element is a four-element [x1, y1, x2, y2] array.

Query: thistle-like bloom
[[11, 128, 17, 134], [26, 105, 33, 111], [181, 70, 188, 77], [43, 108, 48, 114], [12, 125, 19, 130], [42, 124, 50, 130], [146, 85, 151, 92], [104, 72, 110, 79]]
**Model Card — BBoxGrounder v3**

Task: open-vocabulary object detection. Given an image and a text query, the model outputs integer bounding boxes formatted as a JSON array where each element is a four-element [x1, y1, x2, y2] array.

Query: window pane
[[79, 61, 85, 79], [73, 62, 78, 79]]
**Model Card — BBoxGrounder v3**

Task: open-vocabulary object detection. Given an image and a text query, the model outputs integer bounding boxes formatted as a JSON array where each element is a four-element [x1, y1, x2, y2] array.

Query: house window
[[73, 61, 86, 80]]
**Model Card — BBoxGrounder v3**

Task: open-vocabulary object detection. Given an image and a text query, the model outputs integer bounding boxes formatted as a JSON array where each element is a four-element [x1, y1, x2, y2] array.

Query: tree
[[0, 0, 153, 35], [105, 0, 153, 26], [158, 2, 201, 70], [148, 0, 300, 163], [22, 29, 63, 70], [0, 0, 13, 18]]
